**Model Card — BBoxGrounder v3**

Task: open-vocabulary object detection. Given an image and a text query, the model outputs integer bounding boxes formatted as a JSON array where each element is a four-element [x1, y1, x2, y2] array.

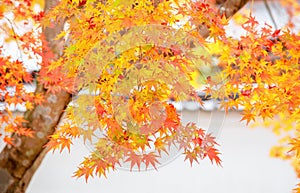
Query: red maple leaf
[[142, 152, 160, 170], [240, 111, 256, 125], [125, 152, 142, 171], [184, 150, 199, 166], [205, 147, 222, 166], [3, 136, 14, 146], [94, 159, 108, 178], [244, 14, 259, 27]]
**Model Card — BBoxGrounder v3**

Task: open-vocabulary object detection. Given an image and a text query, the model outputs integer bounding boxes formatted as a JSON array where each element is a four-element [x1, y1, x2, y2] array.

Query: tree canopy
[[1, 0, 300, 192]]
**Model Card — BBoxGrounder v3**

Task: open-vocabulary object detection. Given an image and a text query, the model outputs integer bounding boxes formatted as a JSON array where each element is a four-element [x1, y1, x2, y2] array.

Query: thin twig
[[263, 0, 278, 29], [3, 16, 24, 61]]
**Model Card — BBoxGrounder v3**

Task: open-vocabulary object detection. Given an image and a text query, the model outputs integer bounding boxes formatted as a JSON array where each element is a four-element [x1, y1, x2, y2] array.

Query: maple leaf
[[44, 136, 61, 153], [154, 137, 168, 155], [25, 101, 34, 110], [60, 124, 80, 138], [240, 111, 256, 125], [272, 29, 281, 38], [81, 129, 95, 144], [95, 100, 106, 117], [15, 127, 34, 137], [125, 152, 143, 171], [22, 72, 33, 83], [244, 14, 259, 27], [74, 164, 95, 183], [59, 137, 73, 153], [3, 136, 14, 146], [14, 116, 28, 125], [205, 147, 222, 166], [184, 150, 199, 166], [261, 26, 272, 36], [3, 0, 300, 189], [142, 152, 160, 170], [94, 159, 108, 178], [241, 89, 251, 97], [289, 138, 300, 157], [192, 137, 203, 146], [0, 5, 5, 18], [204, 133, 219, 146], [196, 128, 205, 138], [105, 155, 121, 171]]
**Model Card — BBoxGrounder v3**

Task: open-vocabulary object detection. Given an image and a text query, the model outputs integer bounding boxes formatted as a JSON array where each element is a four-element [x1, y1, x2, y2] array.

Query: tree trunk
[[220, 0, 249, 18], [0, 1, 71, 193], [0, 0, 249, 192]]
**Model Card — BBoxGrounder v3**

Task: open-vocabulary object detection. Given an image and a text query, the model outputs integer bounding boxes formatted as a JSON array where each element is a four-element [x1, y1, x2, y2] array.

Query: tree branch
[[219, 0, 249, 18], [0, 1, 250, 192], [198, 0, 249, 38]]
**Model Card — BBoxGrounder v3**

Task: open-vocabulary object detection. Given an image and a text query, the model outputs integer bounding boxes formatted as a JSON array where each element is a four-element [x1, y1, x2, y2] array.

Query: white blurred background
[[26, 111, 298, 193]]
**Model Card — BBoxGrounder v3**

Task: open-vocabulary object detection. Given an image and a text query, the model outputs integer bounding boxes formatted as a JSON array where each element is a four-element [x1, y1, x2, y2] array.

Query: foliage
[[0, 0, 46, 144], [1, 0, 300, 192], [45, 0, 223, 178]]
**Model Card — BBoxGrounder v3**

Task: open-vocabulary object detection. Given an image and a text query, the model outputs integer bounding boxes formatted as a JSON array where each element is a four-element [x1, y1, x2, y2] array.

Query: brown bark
[[0, 0, 249, 192], [0, 1, 71, 193], [199, 0, 249, 38], [220, 0, 249, 18]]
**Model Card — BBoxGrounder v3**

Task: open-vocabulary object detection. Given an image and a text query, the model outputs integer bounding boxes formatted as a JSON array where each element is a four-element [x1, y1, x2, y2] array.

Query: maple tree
[[0, 0, 300, 193]]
